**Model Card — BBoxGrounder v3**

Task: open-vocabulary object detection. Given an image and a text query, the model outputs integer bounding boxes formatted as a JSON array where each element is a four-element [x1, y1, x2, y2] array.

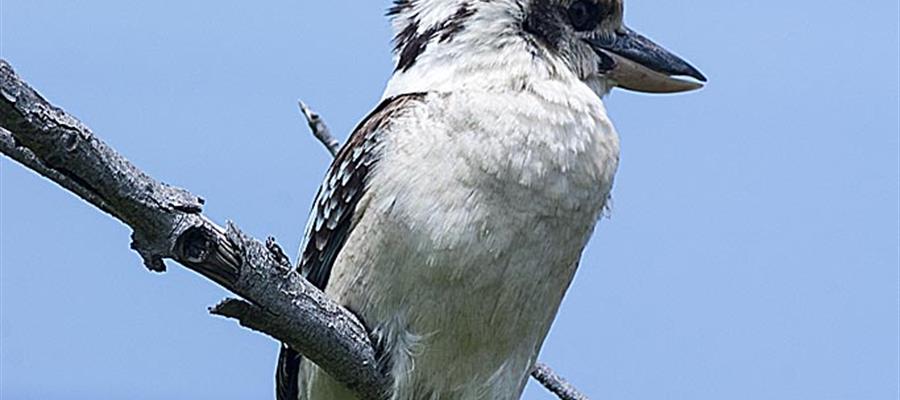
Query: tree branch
[[0, 59, 389, 400]]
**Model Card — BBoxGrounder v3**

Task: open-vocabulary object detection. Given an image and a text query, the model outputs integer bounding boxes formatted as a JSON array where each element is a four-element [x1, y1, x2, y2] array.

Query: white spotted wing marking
[[298, 92, 426, 290], [277, 93, 425, 400]]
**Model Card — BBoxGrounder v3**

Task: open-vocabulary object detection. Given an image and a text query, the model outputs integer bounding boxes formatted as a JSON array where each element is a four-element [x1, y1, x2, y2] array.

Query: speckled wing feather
[[276, 92, 424, 400], [298, 92, 424, 289]]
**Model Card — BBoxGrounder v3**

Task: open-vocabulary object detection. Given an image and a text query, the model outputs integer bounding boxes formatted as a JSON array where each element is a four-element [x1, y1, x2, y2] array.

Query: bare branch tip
[[297, 99, 340, 157], [297, 100, 313, 118], [531, 362, 590, 400]]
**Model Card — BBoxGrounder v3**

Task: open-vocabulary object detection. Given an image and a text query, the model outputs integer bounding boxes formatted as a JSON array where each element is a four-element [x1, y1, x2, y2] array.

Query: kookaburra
[[278, 0, 705, 399]]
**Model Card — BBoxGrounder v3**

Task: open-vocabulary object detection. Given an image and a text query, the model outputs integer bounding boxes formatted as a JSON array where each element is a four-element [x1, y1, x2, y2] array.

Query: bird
[[278, 0, 705, 399]]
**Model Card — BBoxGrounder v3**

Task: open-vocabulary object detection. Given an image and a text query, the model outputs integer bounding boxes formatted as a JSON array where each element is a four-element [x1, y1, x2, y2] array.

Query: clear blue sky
[[1, 1, 898, 399]]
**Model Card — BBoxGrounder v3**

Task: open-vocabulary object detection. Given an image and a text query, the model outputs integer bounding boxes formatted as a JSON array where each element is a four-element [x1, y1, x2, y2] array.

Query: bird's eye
[[567, 0, 602, 31]]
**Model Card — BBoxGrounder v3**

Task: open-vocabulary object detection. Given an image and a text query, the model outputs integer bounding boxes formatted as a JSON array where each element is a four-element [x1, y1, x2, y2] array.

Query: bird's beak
[[587, 26, 707, 93]]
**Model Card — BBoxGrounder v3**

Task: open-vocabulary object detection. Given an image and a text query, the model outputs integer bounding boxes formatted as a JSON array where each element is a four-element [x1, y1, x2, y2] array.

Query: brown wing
[[277, 92, 425, 400], [298, 92, 425, 289]]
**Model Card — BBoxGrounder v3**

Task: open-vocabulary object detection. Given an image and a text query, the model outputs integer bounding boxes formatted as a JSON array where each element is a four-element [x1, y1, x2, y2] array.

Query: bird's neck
[[382, 42, 613, 110], [384, 43, 547, 97], [383, 1, 612, 100]]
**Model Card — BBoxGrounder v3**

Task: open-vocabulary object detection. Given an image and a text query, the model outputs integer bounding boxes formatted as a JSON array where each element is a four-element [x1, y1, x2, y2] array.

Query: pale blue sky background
[[1, 1, 898, 399]]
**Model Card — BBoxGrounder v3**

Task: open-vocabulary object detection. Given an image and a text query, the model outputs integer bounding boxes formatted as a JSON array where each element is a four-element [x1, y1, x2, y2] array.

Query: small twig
[[298, 100, 340, 156], [531, 363, 590, 400], [265, 236, 292, 268], [298, 100, 591, 400]]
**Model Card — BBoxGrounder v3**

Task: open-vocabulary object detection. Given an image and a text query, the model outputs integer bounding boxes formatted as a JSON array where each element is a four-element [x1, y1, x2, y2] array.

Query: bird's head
[[385, 0, 706, 97]]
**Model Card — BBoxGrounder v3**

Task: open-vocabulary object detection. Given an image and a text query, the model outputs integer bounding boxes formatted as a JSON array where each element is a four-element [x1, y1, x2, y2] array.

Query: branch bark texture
[[0, 59, 389, 400]]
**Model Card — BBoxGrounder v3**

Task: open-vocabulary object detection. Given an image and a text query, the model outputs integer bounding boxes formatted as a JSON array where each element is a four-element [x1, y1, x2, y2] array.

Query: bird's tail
[[276, 344, 303, 400]]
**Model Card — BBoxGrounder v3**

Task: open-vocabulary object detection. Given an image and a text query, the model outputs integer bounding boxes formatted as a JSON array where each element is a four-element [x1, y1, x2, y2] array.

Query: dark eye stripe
[[568, 0, 603, 31]]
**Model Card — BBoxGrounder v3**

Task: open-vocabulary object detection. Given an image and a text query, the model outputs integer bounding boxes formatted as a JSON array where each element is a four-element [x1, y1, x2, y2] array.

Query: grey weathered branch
[[0, 59, 389, 400], [0, 57, 589, 400]]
